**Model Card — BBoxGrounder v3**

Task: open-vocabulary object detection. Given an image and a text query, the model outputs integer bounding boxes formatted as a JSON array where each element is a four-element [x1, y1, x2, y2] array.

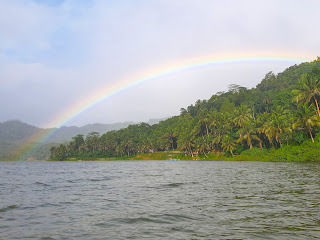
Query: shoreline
[[1, 158, 319, 162]]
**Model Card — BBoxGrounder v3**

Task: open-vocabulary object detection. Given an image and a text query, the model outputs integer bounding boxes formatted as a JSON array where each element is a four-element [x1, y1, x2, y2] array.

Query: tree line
[[50, 58, 320, 160]]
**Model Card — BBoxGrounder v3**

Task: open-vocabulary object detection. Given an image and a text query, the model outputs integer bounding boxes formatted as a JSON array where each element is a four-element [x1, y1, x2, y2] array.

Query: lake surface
[[0, 161, 319, 240]]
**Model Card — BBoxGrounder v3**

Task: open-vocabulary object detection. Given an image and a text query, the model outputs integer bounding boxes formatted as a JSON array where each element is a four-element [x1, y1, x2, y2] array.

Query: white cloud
[[0, 0, 319, 127]]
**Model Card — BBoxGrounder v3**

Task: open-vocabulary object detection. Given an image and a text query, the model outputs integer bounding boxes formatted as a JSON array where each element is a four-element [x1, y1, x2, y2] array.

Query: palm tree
[[85, 132, 100, 152], [198, 109, 211, 137], [233, 105, 252, 137], [263, 109, 292, 146], [293, 73, 320, 116], [292, 104, 320, 143], [221, 135, 236, 156], [210, 112, 232, 149], [55, 144, 68, 160], [237, 123, 261, 149], [121, 138, 134, 157], [178, 134, 195, 156], [163, 129, 177, 150], [233, 105, 252, 127], [115, 145, 125, 157], [72, 134, 85, 151]]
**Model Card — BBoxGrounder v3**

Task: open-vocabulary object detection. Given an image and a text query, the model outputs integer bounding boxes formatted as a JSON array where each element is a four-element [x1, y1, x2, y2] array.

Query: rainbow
[[18, 53, 314, 160]]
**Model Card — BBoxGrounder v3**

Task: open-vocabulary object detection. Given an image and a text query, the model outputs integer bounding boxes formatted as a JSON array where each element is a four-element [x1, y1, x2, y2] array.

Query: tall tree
[[198, 108, 211, 137], [293, 73, 320, 116], [292, 104, 320, 143], [221, 135, 236, 156], [237, 123, 261, 149], [233, 105, 252, 137], [262, 107, 292, 146]]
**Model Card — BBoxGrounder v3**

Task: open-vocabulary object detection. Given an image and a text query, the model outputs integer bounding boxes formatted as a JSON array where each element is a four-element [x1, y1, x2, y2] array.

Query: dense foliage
[[50, 58, 320, 161], [0, 119, 165, 160]]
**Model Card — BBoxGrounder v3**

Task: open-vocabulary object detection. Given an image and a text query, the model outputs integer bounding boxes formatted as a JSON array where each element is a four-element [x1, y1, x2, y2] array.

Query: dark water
[[0, 161, 319, 240]]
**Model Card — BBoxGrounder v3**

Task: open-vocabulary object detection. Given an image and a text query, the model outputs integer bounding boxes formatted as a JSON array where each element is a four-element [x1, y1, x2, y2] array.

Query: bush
[[241, 148, 269, 157]]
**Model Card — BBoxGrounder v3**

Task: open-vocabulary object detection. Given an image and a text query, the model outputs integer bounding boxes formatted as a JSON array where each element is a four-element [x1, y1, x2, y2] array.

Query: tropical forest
[[50, 58, 320, 161]]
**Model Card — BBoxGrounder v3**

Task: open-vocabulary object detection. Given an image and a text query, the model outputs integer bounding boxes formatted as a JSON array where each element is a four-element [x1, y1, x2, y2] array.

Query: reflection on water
[[0, 161, 319, 239]]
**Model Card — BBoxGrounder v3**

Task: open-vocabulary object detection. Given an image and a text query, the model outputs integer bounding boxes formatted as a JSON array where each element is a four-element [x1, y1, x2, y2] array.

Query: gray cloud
[[0, 0, 319, 127]]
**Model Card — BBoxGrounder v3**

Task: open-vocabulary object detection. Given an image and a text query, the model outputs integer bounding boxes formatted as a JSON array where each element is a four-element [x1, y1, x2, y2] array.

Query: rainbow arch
[[18, 53, 314, 160]]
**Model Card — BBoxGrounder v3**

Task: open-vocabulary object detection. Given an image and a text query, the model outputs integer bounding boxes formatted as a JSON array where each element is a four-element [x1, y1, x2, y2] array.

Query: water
[[0, 161, 319, 240]]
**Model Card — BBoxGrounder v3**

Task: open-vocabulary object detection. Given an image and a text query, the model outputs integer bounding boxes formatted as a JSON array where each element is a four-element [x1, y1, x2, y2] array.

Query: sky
[[1, 0, 319, 128]]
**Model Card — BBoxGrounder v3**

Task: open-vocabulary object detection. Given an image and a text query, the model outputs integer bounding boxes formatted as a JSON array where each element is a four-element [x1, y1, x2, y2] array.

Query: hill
[[0, 118, 166, 160], [49, 58, 320, 161]]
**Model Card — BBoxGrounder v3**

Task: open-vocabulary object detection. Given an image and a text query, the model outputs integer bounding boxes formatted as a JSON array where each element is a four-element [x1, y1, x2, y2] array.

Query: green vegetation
[[47, 58, 320, 161], [0, 119, 165, 161]]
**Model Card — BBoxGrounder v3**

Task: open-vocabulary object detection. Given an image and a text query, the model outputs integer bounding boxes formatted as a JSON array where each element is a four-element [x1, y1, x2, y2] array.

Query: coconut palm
[[292, 104, 320, 143], [293, 73, 320, 116], [210, 112, 232, 149], [194, 137, 210, 157], [237, 123, 261, 149], [233, 105, 252, 128], [263, 110, 292, 146], [221, 135, 236, 156], [178, 132, 195, 156], [85, 132, 100, 152], [198, 109, 211, 137]]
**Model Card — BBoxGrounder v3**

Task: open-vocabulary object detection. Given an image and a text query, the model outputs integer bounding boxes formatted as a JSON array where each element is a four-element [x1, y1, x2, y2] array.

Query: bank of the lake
[[51, 134, 320, 162], [61, 144, 320, 162]]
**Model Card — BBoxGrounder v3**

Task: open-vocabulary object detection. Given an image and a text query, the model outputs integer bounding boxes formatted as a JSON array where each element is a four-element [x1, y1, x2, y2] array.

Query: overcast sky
[[1, 0, 319, 128]]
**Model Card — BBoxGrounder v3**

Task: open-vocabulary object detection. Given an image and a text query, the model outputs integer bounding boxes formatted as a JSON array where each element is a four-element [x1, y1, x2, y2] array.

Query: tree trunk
[[247, 133, 253, 149], [189, 144, 193, 157], [308, 128, 314, 143], [205, 124, 209, 137], [313, 96, 320, 116], [230, 149, 234, 157], [252, 104, 255, 119]]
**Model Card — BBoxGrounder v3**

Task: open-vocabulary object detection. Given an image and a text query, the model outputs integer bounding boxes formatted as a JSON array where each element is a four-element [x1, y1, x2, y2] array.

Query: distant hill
[[0, 118, 167, 160], [44, 118, 167, 142], [0, 120, 40, 142], [45, 122, 136, 143]]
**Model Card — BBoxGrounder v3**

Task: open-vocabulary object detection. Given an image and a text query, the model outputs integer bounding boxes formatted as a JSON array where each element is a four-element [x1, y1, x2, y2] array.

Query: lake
[[0, 161, 319, 239]]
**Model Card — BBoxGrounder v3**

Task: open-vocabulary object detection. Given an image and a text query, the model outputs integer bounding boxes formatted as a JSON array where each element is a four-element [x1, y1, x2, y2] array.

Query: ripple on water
[[0, 161, 319, 240], [117, 216, 171, 224], [0, 205, 19, 213], [162, 182, 185, 188]]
